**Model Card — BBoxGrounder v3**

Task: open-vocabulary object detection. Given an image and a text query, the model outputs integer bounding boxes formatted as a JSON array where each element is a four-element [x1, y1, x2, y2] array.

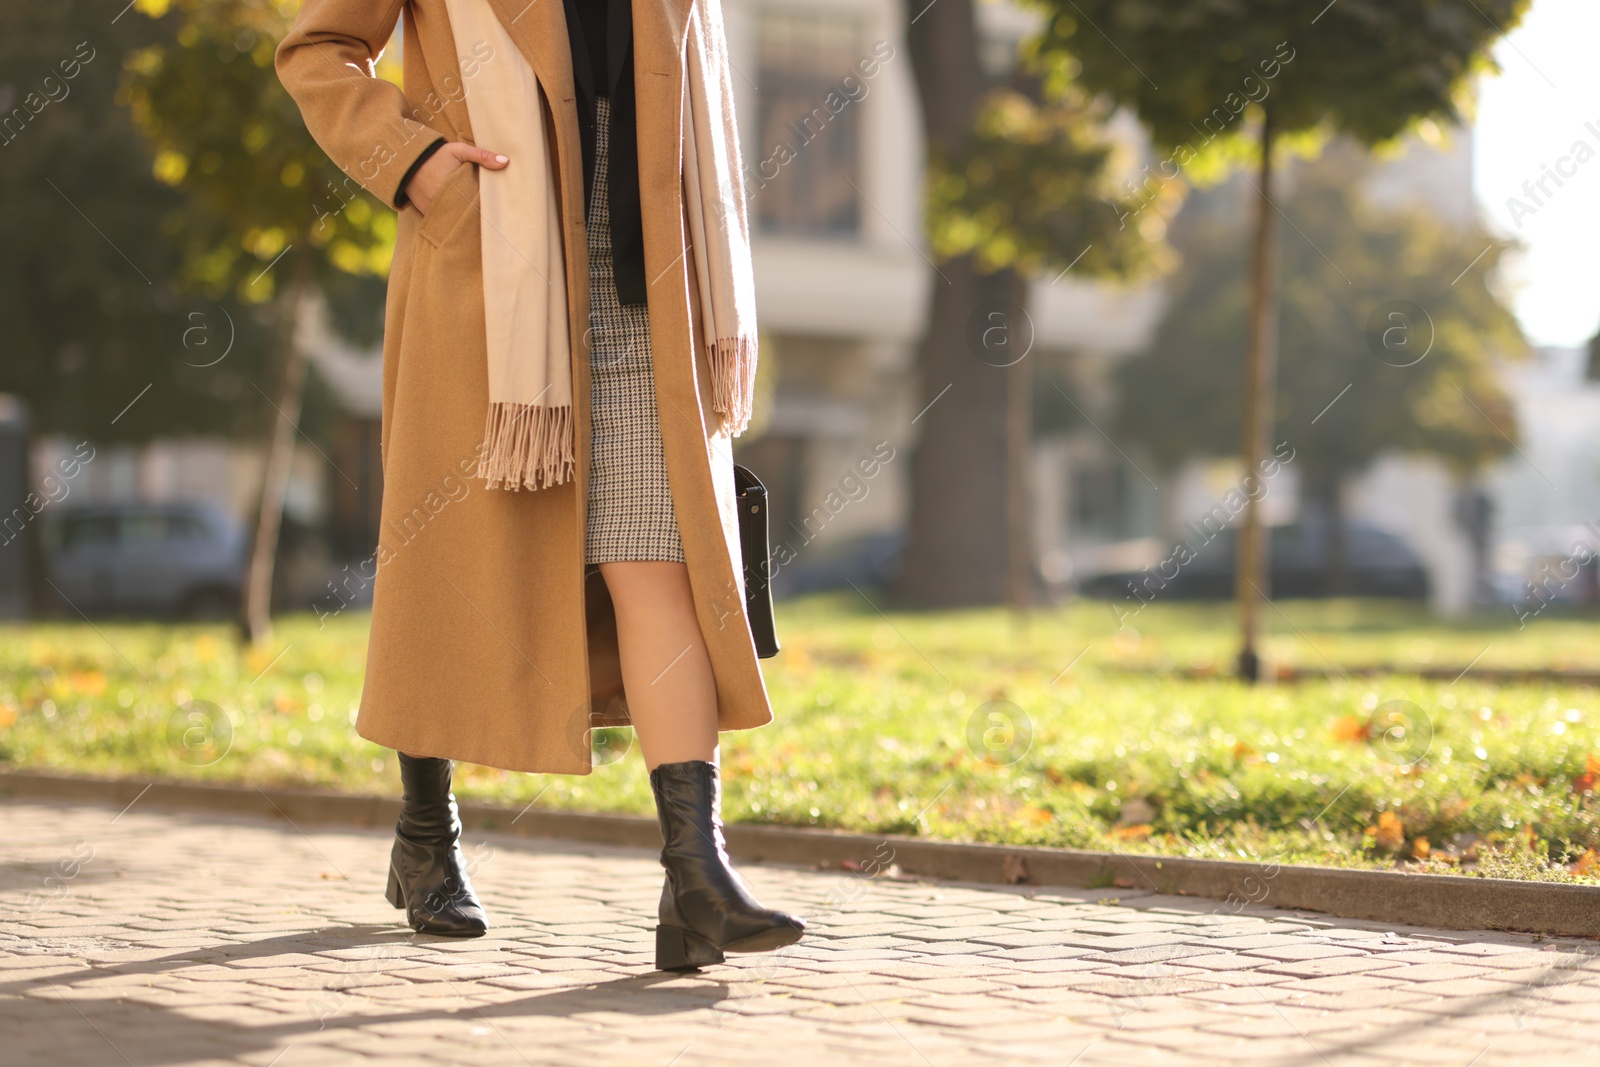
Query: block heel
[[656, 924, 725, 971], [384, 863, 405, 910]]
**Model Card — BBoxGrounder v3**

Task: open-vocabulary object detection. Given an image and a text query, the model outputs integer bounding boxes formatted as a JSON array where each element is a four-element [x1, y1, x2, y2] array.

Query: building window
[[752, 11, 864, 238]]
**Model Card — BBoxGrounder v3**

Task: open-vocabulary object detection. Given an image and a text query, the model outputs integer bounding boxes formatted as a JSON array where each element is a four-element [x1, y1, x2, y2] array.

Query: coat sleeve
[[275, 0, 449, 209]]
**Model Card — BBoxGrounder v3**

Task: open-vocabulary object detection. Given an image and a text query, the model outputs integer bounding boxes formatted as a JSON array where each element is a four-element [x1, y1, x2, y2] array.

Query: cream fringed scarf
[[446, 0, 760, 491], [679, 0, 760, 437]]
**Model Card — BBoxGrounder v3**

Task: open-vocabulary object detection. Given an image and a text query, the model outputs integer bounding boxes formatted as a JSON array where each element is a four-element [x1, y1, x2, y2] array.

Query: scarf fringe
[[476, 401, 575, 491], [708, 335, 757, 437]]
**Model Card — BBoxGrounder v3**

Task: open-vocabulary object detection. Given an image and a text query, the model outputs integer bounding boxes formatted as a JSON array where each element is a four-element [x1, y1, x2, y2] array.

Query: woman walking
[[276, 0, 803, 971]]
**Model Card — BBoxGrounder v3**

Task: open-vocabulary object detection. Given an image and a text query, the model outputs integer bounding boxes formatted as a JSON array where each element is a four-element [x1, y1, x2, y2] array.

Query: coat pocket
[[418, 161, 480, 248]]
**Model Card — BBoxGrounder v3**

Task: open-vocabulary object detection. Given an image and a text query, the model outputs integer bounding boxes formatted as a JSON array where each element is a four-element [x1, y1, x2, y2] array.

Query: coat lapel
[[560, 0, 597, 103], [408, 2, 475, 141], [629, 0, 691, 80], [629, 0, 691, 225], [484, 0, 579, 109]]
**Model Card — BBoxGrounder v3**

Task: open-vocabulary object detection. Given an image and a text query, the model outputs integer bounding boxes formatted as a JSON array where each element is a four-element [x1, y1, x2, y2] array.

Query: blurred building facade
[[1485, 344, 1600, 607], [725, 0, 1511, 614], [23, 1, 1587, 618], [725, 0, 1164, 585]]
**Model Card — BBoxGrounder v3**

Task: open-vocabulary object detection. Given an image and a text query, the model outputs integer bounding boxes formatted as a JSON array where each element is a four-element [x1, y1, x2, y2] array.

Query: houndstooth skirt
[[584, 97, 686, 565]]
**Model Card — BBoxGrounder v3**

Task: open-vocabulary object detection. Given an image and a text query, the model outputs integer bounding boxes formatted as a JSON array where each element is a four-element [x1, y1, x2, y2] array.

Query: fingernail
[[494, 154, 508, 164]]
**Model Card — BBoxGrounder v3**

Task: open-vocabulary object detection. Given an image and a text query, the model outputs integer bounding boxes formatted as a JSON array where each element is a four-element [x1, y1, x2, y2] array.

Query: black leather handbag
[[733, 464, 780, 658]]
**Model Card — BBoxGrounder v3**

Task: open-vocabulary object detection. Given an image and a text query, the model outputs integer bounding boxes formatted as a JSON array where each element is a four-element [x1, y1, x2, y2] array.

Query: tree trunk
[[242, 248, 313, 645], [1235, 111, 1278, 681], [1006, 353, 1032, 614], [899, 0, 1030, 607], [1327, 474, 1347, 597], [897, 263, 1027, 606], [1301, 467, 1347, 596]]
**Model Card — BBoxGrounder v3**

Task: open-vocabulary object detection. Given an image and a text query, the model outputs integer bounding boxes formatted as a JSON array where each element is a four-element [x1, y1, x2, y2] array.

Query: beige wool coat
[[276, 0, 773, 775]]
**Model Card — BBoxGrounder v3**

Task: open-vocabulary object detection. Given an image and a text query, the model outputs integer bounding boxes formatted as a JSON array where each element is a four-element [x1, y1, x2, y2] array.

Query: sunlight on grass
[[2, 597, 1597, 883]]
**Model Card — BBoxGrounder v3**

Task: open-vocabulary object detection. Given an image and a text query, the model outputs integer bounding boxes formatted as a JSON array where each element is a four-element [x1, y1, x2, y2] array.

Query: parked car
[[39, 502, 246, 619], [770, 531, 905, 600], [1080, 520, 1431, 601], [1489, 524, 1600, 608]]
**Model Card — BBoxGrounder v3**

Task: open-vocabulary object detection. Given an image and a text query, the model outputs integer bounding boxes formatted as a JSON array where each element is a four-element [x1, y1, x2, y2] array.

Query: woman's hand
[[407, 142, 509, 215]]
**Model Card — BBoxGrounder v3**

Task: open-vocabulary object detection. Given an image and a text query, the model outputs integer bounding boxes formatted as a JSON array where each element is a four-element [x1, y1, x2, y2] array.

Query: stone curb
[[3, 768, 1596, 937]]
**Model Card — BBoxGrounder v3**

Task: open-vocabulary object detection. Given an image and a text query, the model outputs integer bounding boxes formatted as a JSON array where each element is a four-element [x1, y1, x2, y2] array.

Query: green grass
[[3, 597, 1599, 883]]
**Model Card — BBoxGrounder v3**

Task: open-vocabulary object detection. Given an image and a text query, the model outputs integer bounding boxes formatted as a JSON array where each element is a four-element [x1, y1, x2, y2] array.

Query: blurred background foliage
[[122, 0, 397, 301], [1114, 145, 1525, 490]]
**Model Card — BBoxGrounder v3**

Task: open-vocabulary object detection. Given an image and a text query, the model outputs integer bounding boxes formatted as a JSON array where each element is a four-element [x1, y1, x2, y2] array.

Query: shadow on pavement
[[2, 923, 734, 1066]]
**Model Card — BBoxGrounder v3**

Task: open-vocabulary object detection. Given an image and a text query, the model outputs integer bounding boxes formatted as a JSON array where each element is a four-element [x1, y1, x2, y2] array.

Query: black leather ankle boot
[[385, 753, 488, 937], [650, 760, 805, 970]]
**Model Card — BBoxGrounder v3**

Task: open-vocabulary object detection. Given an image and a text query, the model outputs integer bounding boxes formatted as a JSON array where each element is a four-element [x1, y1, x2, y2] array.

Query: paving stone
[[1240, 942, 1370, 962], [4, 797, 1597, 1067], [1433, 941, 1553, 958], [1187, 968, 1286, 987], [900, 1004, 1048, 1029], [1059, 975, 1218, 998], [1001, 965, 1109, 985], [1367, 962, 1495, 982], [877, 951, 987, 969], [1179, 951, 1278, 972], [1088, 943, 1219, 965], [855, 962, 972, 980], [894, 924, 1032, 942], [976, 947, 1100, 966], [1205, 933, 1327, 950], [1289, 975, 1418, 995], [1185, 985, 1307, 1007], [1256, 956, 1392, 978], [965, 930, 1092, 948], [875, 905, 994, 919], [789, 982, 911, 1005], [1367, 948, 1488, 965]]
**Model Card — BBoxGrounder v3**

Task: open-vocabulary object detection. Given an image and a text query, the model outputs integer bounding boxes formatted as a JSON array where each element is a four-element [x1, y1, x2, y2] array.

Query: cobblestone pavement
[[3, 799, 1599, 1066]]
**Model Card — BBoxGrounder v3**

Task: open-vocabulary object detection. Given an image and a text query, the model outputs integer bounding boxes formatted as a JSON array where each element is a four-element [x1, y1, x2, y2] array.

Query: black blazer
[[564, 0, 647, 307]]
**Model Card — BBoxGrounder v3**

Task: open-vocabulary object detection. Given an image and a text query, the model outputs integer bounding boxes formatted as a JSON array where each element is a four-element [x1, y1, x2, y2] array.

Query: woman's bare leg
[[603, 560, 806, 969], [598, 561, 719, 769]]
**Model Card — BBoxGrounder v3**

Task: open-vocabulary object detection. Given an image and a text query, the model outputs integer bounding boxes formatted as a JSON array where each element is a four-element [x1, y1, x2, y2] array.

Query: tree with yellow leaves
[[122, 0, 398, 643]]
